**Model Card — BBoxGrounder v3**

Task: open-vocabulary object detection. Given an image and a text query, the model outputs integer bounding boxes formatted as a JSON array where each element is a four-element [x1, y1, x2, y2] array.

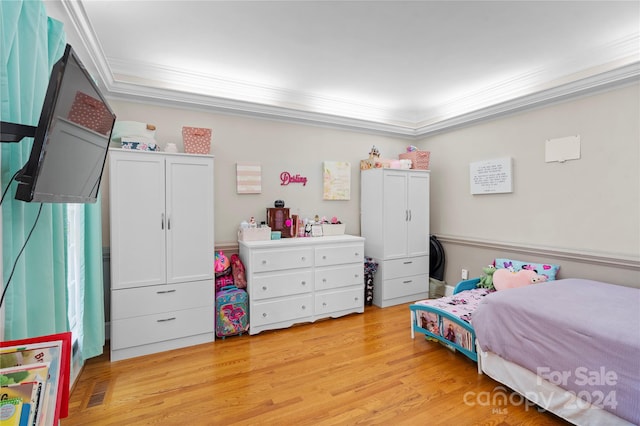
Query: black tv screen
[[12, 44, 116, 203]]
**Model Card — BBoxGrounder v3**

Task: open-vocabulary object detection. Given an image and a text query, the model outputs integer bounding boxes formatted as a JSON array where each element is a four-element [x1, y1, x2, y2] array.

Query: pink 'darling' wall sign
[[280, 171, 308, 186]]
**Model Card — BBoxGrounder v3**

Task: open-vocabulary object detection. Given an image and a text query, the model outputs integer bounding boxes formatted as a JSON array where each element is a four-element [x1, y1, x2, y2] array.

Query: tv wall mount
[[0, 122, 37, 143]]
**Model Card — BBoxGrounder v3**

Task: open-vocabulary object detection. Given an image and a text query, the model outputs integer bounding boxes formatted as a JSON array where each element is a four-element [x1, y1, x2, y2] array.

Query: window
[[66, 204, 83, 384]]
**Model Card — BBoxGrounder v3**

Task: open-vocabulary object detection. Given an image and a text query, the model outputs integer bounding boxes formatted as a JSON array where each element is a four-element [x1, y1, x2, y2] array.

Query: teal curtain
[[1, 0, 105, 361], [79, 201, 106, 359]]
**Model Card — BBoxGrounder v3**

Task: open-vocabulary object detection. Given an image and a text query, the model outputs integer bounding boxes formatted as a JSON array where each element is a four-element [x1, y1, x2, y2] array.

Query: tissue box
[[322, 223, 345, 236], [238, 227, 271, 242]]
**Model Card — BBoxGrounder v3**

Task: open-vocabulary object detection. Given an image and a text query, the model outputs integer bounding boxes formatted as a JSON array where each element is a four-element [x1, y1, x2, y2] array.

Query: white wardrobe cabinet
[[109, 149, 215, 361], [361, 169, 430, 307]]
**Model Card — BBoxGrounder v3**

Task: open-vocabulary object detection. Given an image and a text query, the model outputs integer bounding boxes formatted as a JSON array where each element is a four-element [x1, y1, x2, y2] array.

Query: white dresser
[[239, 235, 365, 335], [109, 149, 215, 361], [361, 169, 430, 307]]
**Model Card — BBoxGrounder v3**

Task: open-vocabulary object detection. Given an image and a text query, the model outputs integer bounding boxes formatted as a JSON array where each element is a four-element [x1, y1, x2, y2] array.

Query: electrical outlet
[[461, 269, 469, 280]]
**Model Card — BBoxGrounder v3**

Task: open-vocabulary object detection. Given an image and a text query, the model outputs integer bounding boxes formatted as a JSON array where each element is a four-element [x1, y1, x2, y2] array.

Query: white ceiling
[[47, 0, 640, 137]]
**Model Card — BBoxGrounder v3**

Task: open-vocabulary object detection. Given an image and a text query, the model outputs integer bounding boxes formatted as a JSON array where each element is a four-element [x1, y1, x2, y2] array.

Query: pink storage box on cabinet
[[399, 151, 430, 170], [182, 126, 212, 154]]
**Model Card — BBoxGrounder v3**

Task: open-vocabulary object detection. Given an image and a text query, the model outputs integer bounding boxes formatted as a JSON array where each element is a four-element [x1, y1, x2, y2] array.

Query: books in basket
[[0, 332, 71, 426]]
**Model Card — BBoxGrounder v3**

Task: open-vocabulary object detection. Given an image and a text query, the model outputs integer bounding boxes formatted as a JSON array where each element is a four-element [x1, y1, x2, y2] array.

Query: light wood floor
[[62, 304, 569, 425]]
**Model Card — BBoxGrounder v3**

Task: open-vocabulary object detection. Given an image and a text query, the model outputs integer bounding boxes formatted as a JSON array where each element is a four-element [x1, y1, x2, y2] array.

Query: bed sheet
[[413, 287, 493, 323], [473, 279, 640, 425]]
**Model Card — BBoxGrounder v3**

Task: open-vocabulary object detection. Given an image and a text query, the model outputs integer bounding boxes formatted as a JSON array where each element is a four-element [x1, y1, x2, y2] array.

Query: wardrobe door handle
[[161, 213, 165, 230]]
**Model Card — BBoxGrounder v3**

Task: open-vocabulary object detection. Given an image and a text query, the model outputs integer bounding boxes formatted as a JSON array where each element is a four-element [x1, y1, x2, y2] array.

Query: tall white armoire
[[108, 149, 215, 361], [360, 168, 430, 307]]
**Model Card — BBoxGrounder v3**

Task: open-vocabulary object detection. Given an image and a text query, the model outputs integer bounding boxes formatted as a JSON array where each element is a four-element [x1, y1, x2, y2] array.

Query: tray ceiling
[[47, 1, 640, 136]]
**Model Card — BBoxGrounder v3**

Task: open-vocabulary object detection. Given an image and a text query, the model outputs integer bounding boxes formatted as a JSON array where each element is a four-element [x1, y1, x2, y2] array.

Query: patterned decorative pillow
[[494, 258, 560, 281]]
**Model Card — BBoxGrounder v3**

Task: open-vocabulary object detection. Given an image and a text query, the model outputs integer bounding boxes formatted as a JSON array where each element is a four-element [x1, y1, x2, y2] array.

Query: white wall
[[420, 82, 639, 287], [101, 82, 640, 288], [422, 83, 639, 258], [101, 101, 411, 246]]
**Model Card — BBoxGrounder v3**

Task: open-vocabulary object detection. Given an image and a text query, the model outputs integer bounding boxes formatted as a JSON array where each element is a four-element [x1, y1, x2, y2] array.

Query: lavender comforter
[[473, 279, 640, 425]]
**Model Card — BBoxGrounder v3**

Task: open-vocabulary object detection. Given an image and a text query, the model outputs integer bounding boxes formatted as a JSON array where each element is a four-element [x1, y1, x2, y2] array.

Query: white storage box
[[238, 227, 272, 242], [322, 223, 345, 236]]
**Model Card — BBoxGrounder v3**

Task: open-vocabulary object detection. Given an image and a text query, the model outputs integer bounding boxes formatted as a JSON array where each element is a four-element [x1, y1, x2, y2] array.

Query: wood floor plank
[[62, 304, 569, 425]]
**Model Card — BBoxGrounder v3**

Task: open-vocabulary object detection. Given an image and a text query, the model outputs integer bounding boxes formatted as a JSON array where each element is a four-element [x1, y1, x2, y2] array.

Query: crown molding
[[59, 0, 640, 138], [105, 59, 639, 139], [107, 58, 418, 132], [106, 79, 420, 138], [414, 61, 640, 137], [58, 0, 115, 88]]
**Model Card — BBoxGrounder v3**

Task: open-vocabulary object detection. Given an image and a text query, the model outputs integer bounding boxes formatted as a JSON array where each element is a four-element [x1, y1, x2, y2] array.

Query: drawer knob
[[301, 281, 306, 285], [262, 260, 267, 264], [263, 313, 267, 317], [322, 278, 327, 283], [354, 274, 359, 278], [262, 286, 267, 291], [354, 296, 359, 301], [323, 255, 327, 260], [323, 302, 327, 307], [301, 305, 306, 310], [355, 252, 359, 256], [301, 256, 306, 261]]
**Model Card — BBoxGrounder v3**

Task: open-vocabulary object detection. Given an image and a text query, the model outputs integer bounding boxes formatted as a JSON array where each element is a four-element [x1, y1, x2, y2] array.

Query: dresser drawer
[[315, 244, 364, 267], [250, 295, 313, 327], [315, 264, 363, 291], [111, 280, 214, 320], [251, 270, 312, 300], [383, 256, 429, 279], [110, 305, 214, 350], [315, 286, 363, 317], [383, 274, 429, 300], [251, 248, 313, 272]]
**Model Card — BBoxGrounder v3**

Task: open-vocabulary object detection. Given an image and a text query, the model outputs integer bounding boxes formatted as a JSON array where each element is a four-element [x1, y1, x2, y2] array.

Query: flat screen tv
[[0, 43, 116, 203]]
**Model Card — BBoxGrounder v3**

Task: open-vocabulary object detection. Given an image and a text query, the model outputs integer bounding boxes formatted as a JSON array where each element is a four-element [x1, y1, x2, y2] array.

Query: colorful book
[[0, 363, 49, 426], [0, 397, 23, 426], [0, 382, 40, 426]]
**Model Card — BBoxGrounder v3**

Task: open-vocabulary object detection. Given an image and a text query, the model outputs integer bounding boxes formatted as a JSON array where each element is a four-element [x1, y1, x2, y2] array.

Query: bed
[[410, 277, 489, 362], [473, 278, 640, 425], [411, 277, 640, 425]]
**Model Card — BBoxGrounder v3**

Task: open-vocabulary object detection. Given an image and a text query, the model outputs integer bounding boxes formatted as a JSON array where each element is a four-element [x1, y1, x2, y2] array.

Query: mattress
[[473, 279, 640, 425], [479, 349, 635, 426]]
